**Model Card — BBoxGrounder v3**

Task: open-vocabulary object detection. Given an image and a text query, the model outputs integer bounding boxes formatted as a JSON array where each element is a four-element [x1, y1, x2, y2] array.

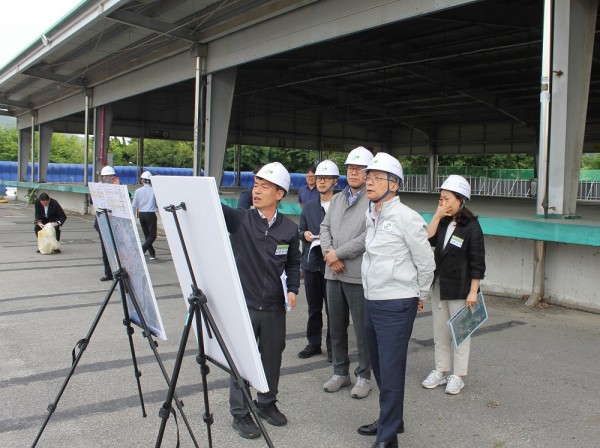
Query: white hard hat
[[256, 162, 291, 193], [100, 166, 115, 176], [440, 175, 471, 200], [141, 171, 152, 180], [315, 160, 340, 177], [366, 152, 404, 182], [345, 146, 374, 166]]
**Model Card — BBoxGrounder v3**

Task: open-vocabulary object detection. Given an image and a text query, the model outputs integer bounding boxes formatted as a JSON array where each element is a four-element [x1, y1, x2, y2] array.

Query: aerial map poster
[[89, 182, 167, 341], [447, 291, 488, 349]]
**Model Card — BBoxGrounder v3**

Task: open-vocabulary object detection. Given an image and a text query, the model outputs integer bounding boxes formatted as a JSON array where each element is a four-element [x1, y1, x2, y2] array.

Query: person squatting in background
[[34, 192, 67, 253], [131, 171, 158, 260], [358, 152, 435, 448], [220, 162, 301, 440], [421, 175, 486, 395], [320, 146, 373, 399], [297, 160, 340, 361]]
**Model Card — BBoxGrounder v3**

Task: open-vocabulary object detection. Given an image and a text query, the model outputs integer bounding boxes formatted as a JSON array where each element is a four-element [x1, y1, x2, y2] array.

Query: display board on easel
[[89, 182, 167, 341], [152, 176, 268, 393]]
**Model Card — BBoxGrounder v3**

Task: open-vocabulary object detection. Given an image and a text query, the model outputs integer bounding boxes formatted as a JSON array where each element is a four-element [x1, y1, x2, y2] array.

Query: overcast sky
[[0, 0, 84, 69]]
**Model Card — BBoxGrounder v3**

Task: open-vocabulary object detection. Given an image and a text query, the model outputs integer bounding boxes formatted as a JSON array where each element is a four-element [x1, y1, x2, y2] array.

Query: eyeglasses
[[316, 177, 336, 182], [346, 166, 364, 174], [365, 175, 391, 183]]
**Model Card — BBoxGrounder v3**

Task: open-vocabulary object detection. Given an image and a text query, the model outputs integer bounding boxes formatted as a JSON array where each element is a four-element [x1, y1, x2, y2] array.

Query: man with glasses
[[298, 165, 319, 208], [320, 146, 374, 399], [297, 160, 339, 362]]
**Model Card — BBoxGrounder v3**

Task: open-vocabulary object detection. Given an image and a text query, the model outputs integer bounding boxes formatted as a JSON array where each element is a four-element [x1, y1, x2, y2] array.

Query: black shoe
[[298, 345, 322, 359], [358, 419, 404, 436], [255, 400, 287, 426], [232, 413, 261, 439], [36, 250, 40, 253], [53, 249, 61, 254], [371, 440, 398, 448], [100, 275, 113, 281], [327, 350, 332, 362]]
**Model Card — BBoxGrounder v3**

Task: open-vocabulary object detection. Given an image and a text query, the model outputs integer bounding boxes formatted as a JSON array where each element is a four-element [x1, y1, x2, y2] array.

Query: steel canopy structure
[[0, 0, 599, 214]]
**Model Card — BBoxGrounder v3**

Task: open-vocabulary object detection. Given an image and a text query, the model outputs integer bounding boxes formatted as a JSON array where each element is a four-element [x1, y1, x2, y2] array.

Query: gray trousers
[[230, 308, 286, 416], [326, 280, 371, 379]]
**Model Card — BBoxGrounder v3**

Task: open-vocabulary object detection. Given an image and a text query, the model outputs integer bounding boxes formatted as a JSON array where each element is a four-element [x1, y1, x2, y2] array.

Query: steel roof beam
[[106, 9, 202, 42]]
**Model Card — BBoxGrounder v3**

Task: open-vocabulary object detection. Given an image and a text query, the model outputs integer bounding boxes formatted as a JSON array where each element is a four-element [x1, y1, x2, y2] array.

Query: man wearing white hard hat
[[131, 171, 158, 260], [358, 152, 435, 448], [421, 175, 485, 396], [297, 160, 339, 361], [94, 165, 120, 281], [220, 161, 301, 439], [320, 146, 373, 399]]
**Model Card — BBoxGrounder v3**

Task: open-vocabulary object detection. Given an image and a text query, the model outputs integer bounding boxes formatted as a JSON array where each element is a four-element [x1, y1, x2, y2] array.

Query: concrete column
[[38, 124, 53, 182], [93, 104, 114, 175], [427, 143, 438, 193], [204, 68, 237, 188], [18, 128, 32, 182], [546, 0, 597, 216]]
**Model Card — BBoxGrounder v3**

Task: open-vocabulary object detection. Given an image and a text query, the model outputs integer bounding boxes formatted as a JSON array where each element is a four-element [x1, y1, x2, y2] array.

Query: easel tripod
[[32, 209, 199, 447], [155, 202, 274, 448]]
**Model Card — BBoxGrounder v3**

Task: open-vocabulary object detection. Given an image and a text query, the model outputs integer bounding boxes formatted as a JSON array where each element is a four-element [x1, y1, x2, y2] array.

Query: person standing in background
[[94, 165, 119, 281], [297, 165, 318, 208], [358, 152, 435, 448], [421, 175, 485, 395], [132, 171, 158, 260], [320, 146, 373, 399], [238, 165, 263, 209], [34, 192, 67, 253], [297, 160, 339, 362]]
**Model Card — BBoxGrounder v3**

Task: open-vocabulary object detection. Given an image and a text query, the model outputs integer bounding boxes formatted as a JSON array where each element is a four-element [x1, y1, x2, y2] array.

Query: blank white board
[[152, 176, 268, 393]]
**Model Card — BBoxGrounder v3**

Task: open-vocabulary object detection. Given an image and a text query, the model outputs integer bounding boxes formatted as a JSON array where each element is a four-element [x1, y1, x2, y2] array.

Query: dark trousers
[[327, 280, 371, 379], [94, 218, 112, 276], [303, 269, 331, 351], [139, 212, 157, 257], [34, 224, 62, 242], [230, 308, 286, 416], [365, 298, 418, 443]]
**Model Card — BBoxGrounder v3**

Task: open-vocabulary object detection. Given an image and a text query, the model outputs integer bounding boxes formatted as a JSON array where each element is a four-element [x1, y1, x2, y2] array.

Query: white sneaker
[[421, 370, 448, 389], [323, 374, 351, 393], [445, 375, 465, 395], [350, 376, 372, 399]]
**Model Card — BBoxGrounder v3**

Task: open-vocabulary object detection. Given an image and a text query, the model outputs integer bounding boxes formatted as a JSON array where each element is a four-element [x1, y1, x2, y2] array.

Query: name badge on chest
[[275, 244, 289, 256], [449, 235, 464, 248]]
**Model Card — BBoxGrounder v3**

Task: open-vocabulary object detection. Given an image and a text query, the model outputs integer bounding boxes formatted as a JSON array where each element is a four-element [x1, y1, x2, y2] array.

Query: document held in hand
[[280, 271, 292, 312], [447, 291, 488, 348]]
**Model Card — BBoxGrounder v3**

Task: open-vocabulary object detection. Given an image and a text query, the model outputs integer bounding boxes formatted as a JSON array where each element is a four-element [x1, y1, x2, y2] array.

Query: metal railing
[[400, 175, 600, 201]]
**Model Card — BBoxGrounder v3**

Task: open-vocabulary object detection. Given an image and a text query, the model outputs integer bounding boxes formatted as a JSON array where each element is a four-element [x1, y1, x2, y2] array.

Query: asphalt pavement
[[0, 201, 599, 448]]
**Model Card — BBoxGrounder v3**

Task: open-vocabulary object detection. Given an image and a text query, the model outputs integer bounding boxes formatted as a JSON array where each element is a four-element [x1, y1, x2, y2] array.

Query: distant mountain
[[0, 116, 16, 128]]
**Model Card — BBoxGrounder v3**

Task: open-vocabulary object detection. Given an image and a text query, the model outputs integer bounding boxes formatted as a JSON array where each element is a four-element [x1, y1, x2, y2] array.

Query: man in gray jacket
[[320, 146, 373, 399]]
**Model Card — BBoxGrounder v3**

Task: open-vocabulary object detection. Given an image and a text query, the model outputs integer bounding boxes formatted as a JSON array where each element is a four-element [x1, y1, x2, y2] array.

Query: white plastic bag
[[38, 223, 60, 255]]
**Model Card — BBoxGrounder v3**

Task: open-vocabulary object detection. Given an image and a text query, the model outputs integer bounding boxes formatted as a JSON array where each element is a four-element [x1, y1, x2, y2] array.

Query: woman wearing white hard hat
[[297, 160, 339, 361], [220, 161, 301, 439], [421, 174, 486, 395], [132, 171, 158, 260], [359, 152, 435, 448]]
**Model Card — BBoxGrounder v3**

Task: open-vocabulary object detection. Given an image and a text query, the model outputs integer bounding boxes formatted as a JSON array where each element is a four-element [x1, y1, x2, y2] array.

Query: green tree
[[49, 134, 87, 163], [0, 127, 18, 161]]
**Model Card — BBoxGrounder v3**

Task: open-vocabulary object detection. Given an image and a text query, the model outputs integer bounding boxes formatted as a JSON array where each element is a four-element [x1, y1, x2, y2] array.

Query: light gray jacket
[[362, 196, 435, 300], [320, 187, 369, 284]]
